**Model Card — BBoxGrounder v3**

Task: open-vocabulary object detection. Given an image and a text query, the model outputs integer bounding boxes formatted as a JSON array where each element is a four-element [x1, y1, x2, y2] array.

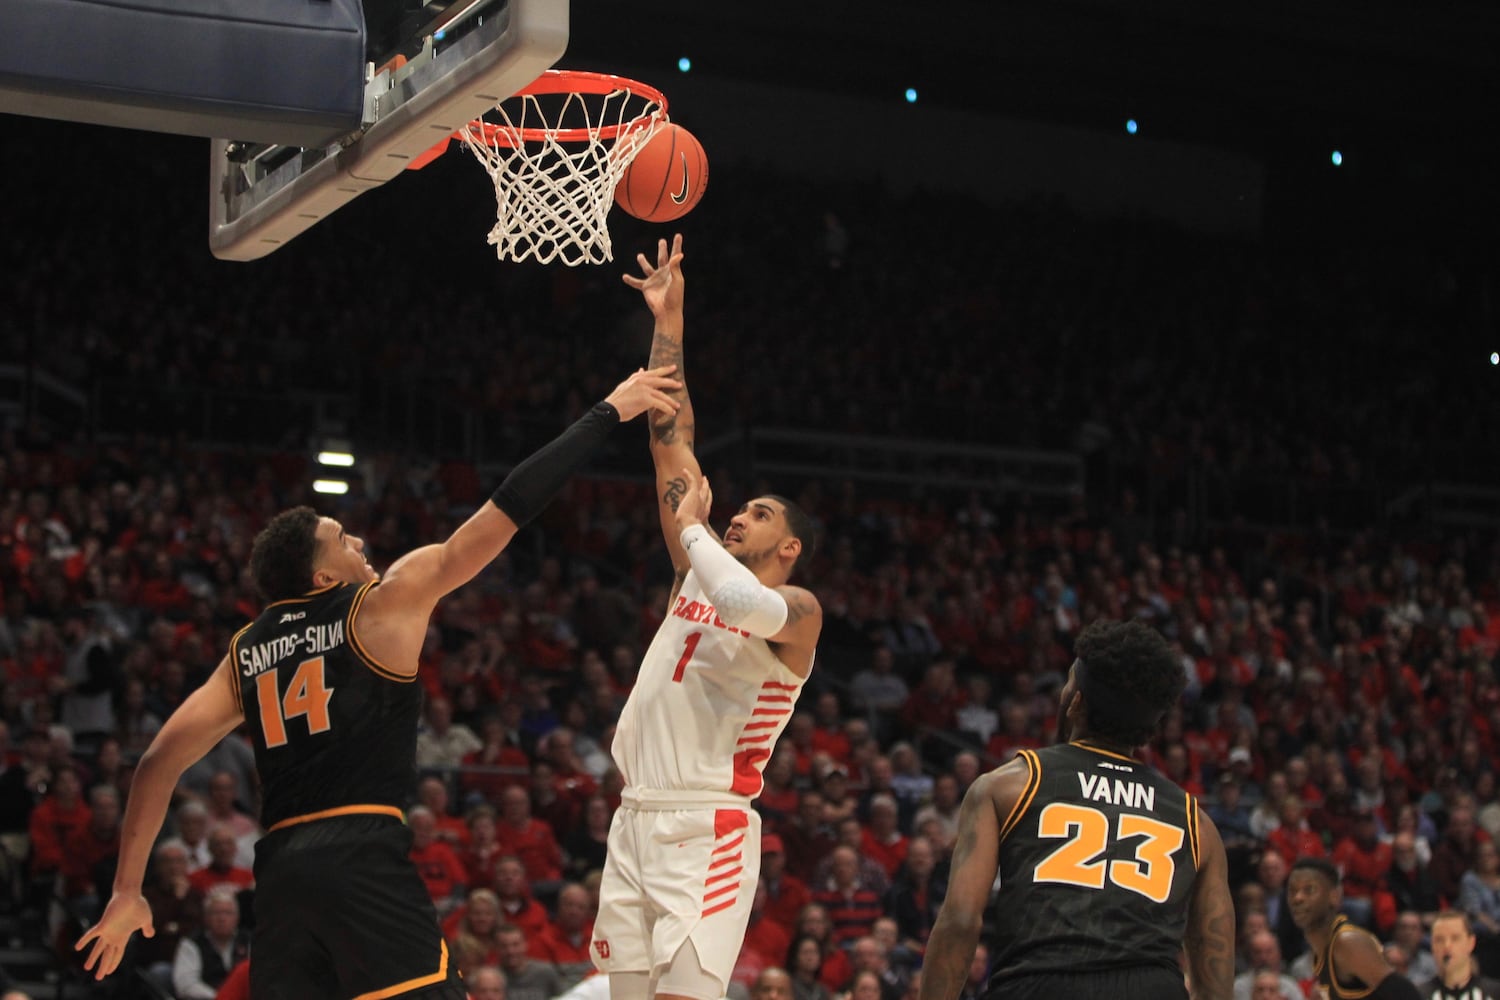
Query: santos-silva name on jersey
[[239, 621, 347, 676]]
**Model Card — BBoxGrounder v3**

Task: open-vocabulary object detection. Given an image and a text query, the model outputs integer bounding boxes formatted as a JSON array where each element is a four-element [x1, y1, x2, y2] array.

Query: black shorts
[[250, 813, 467, 1000], [984, 965, 1187, 1000]]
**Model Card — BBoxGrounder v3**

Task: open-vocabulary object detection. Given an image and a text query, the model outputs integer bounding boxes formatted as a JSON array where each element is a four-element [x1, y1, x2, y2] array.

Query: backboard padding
[[209, 0, 567, 261]]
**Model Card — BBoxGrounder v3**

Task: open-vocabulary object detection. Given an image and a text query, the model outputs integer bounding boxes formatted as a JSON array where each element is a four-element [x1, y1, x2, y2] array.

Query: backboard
[[209, 0, 568, 261]]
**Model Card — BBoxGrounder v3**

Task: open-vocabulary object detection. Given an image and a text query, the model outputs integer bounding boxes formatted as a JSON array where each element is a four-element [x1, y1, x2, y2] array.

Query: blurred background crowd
[[1, 59, 1497, 998]]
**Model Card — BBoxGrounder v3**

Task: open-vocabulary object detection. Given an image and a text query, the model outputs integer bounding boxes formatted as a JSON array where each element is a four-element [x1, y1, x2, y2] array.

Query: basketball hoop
[[412, 69, 668, 266]]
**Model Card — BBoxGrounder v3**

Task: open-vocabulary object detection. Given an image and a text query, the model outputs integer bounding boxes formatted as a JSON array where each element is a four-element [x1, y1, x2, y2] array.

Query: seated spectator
[[819, 767, 858, 827], [466, 965, 506, 1000], [529, 761, 579, 838], [958, 942, 989, 1000], [187, 826, 254, 896], [463, 805, 504, 889], [811, 847, 884, 949], [814, 819, 890, 897], [859, 795, 908, 881], [447, 887, 504, 978], [1386, 832, 1443, 923], [160, 800, 212, 871], [846, 970, 884, 1000], [786, 934, 833, 1000], [811, 692, 853, 766], [1331, 808, 1392, 929], [1457, 838, 1500, 973], [536, 727, 598, 815], [562, 794, 612, 882], [493, 855, 550, 940], [1423, 911, 1500, 999], [1266, 797, 1324, 867], [912, 775, 961, 854], [985, 703, 1042, 765], [852, 644, 906, 740], [1210, 776, 1258, 858], [742, 882, 792, 988], [887, 743, 932, 815], [954, 675, 999, 747], [1245, 969, 1288, 1000], [794, 904, 850, 994], [781, 791, 838, 884], [761, 834, 810, 937], [139, 842, 204, 995], [461, 712, 531, 805], [496, 925, 562, 1000], [530, 882, 595, 989], [1386, 911, 1437, 985], [417, 696, 482, 771], [1230, 930, 1302, 1000], [204, 771, 260, 841], [61, 784, 121, 914], [884, 835, 943, 950], [847, 936, 904, 1000], [407, 806, 467, 917], [753, 966, 796, 1000], [1431, 796, 1486, 905], [172, 887, 251, 1000], [418, 775, 471, 849], [27, 764, 89, 881], [757, 751, 801, 829], [495, 785, 563, 886]]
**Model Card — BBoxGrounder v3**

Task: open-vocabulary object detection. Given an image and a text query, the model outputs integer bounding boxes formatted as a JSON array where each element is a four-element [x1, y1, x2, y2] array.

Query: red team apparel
[[592, 571, 809, 994]]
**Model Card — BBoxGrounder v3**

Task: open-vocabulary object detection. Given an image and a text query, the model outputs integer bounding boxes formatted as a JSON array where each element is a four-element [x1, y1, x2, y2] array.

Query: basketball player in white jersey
[[591, 235, 823, 1000]]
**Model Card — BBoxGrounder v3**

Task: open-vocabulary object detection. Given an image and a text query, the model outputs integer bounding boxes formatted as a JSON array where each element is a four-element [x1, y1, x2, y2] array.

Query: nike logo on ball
[[670, 153, 691, 204]]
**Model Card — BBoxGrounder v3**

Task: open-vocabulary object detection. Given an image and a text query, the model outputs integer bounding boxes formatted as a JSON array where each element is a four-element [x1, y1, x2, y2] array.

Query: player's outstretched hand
[[76, 892, 154, 980], [622, 234, 685, 316], [606, 365, 682, 422], [673, 466, 713, 532]]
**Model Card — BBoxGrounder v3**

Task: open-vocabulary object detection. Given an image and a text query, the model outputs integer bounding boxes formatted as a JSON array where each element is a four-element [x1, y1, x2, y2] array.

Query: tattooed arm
[[920, 764, 1021, 1000], [1185, 809, 1235, 1000], [623, 234, 698, 597]]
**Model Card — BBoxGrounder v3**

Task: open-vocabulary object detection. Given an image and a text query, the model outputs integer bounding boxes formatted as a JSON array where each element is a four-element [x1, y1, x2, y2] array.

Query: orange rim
[[409, 69, 667, 168]]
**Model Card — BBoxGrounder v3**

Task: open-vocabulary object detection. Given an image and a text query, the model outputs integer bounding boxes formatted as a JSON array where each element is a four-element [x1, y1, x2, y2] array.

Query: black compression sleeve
[[1369, 973, 1423, 1000], [490, 401, 620, 526]]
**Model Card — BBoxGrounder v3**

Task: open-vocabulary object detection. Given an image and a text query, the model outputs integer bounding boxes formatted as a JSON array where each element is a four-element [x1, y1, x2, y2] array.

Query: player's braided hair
[[249, 506, 321, 603], [1073, 618, 1185, 746]]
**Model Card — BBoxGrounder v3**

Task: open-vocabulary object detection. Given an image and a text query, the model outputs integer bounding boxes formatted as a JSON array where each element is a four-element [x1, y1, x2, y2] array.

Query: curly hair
[[248, 506, 321, 603], [1073, 618, 1185, 746]]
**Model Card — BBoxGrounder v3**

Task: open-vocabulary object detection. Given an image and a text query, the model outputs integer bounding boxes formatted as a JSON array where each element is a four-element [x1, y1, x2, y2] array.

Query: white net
[[458, 80, 667, 266]]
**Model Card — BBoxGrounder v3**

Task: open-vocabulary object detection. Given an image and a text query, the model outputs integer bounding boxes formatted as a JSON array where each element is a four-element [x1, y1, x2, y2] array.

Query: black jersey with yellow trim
[[982, 741, 1202, 990], [233, 581, 421, 830], [1313, 915, 1381, 999]]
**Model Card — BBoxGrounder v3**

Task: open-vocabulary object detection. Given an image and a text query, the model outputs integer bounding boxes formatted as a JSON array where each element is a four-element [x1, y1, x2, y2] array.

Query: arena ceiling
[[566, 0, 1496, 158]]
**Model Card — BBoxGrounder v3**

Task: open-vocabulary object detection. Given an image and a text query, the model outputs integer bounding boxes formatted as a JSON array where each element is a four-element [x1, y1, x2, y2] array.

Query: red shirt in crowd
[[495, 818, 563, 883], [409, 840, 468, 905], [28, 797, 92, 875]]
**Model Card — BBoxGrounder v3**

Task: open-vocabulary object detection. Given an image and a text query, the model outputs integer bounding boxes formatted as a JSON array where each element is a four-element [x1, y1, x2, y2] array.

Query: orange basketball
[[614, 124, 708, 223]]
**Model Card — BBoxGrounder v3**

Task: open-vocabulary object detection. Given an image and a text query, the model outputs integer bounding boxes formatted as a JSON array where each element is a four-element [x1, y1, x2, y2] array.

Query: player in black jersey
[[1287, 857, 1422, 1000], [77, 366, 681, 998], [919, 618, 1235, 1000]]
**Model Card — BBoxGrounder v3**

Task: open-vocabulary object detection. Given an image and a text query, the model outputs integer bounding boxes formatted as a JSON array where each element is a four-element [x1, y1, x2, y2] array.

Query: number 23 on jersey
[[1032, 802, 1185, 903]]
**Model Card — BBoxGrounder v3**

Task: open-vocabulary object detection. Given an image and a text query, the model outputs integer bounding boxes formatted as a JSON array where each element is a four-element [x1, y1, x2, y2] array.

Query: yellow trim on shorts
[[267, 803, 405, 833], [352, 940, 450, 1000]]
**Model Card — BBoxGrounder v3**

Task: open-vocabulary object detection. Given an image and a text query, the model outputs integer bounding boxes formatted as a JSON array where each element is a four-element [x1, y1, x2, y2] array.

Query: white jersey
[[613, 570, 807, 796]]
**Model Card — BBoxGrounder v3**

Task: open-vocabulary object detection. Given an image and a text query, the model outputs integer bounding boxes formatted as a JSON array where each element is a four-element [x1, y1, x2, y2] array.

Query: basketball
[[614, 124, 709, 223]]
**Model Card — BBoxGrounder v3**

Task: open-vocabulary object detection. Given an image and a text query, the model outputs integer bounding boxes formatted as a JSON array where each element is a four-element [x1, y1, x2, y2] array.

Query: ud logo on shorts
[[593, 940, 610, 959]]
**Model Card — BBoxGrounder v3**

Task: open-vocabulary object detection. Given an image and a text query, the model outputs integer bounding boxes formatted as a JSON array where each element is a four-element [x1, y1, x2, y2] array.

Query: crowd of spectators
[[2, 117, 1499, 999]]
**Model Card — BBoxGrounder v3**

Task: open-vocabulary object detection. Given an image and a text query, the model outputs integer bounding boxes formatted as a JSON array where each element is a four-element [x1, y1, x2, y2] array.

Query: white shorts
[[591, 791, 761, 995]]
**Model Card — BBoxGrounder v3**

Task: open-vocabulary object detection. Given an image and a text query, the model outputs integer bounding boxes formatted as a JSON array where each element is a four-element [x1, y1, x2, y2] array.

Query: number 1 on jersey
[[672, 631, 703, 683], [256, 656, 334, 748]]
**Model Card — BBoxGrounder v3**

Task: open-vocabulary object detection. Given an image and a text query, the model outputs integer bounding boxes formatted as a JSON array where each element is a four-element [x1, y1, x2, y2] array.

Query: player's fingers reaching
[[655, 237, 671, 268], [698, 473, 713, 512]]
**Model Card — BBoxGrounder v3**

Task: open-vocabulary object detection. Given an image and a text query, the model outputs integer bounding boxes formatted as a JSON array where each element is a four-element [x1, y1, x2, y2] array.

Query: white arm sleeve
[[680, 523, 789, 637]]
